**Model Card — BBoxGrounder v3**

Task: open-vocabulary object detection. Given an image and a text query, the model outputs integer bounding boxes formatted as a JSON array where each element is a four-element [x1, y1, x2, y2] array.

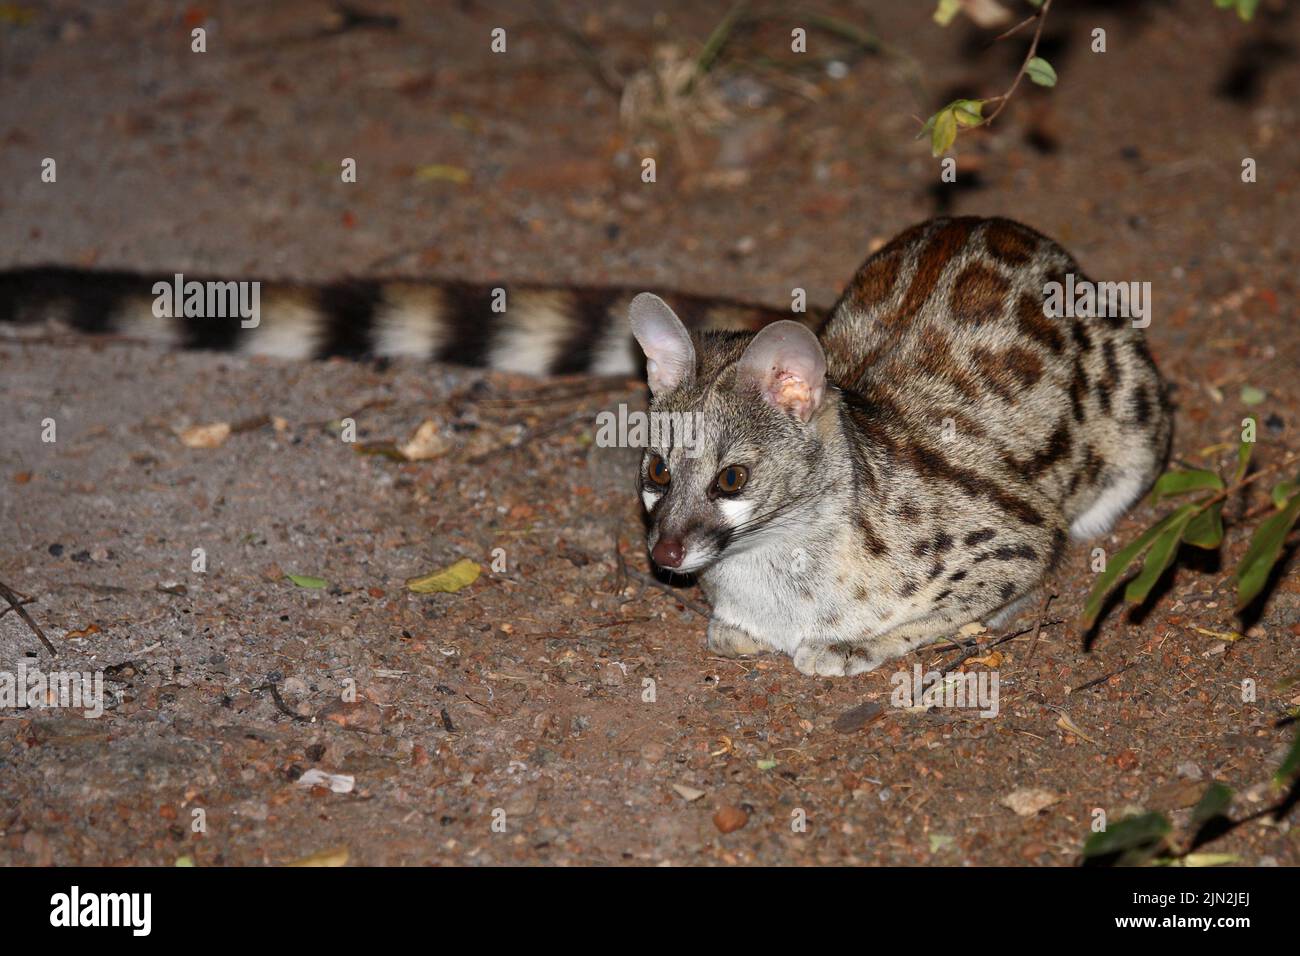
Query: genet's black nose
[[651, 538, 685, 569]]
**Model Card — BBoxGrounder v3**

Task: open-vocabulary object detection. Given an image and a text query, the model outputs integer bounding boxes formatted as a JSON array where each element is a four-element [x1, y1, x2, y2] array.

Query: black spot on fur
[[964, 529, 995, 546], [948, 569, 968, 582]]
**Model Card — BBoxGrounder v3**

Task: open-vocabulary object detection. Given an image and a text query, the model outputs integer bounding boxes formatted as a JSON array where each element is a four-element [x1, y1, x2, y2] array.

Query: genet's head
[[628, 293, 830, 574]]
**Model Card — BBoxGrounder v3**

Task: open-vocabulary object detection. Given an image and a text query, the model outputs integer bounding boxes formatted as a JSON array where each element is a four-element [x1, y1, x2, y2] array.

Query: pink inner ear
[[737, 320, 827, 423], [771, 370, 814, 410]]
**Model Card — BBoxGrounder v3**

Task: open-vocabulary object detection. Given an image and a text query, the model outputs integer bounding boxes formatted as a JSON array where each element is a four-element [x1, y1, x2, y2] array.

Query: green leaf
[[933, 0, 961, 26], [286, 573, 328, 589], [930, 107, 957, 157], [1236, 0, 1260, 21], [1082, 812, 1171, 859], [1182, 852, 1240, 867], [1124, 508, 1196, 605], [1240, 385, 1266, 406], [1235, 418, 1255, 482], [1025, 57, 1057, 87], [1271, 478, 1300, 510], [1235, 493, 1300, 609], [1081, 504, 1198, 628], [1190, 782, 1232, 827], [1276, 731, 1300, 785], [1149, 468, 1224, 505], [952, 98, 984, 128], [1182, 502, 1224, 550]]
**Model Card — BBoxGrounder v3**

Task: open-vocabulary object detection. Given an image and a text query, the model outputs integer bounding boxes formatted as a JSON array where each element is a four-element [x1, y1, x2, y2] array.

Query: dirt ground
[[1, 0, 1298, 866]]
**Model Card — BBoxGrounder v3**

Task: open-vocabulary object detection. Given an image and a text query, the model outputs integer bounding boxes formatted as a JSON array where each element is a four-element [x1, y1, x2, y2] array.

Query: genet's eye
[[648, 454, 671, 487], [714, 464, 748, 496]]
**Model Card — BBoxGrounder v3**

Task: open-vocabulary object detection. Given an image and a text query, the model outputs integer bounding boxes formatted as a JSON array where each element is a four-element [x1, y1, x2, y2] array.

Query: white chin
[[672, 554, 716, 575]]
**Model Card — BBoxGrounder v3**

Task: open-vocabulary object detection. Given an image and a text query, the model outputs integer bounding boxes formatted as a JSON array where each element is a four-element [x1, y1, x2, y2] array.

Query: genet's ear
[[736, 320, 827, 423], [629, 293, 695, 397]]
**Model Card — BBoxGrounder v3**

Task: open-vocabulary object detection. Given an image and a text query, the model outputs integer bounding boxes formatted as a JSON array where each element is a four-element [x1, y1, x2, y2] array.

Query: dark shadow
[[1215, 37, 1294, 102], [927, 170, 986, 216]]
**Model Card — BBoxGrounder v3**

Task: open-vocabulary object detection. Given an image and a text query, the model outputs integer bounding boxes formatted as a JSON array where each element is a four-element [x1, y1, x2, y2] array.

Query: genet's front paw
[[706, 619, 765, 658], [792, 643, 882, 677]]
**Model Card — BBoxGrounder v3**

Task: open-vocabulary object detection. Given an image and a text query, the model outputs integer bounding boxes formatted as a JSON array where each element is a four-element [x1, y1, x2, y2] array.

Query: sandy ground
[[0, 0, 1298, 865]]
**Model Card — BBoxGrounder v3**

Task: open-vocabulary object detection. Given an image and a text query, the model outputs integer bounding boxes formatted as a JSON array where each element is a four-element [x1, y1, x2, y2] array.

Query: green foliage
[[1083, 416, 1298, 626], [919, 98, 985, 156], [1277, 731, 1300, 785], [1025, 56, 1057, 87], [1082, 811, 1172, 866], [1236, 492, 1300, 609], [1214, 0, 1259, 21]]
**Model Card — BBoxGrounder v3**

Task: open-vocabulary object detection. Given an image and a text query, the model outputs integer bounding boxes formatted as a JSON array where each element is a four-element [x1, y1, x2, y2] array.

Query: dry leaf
[[967, 650, 1003, 667], [64, 623, 101, 640], [957, 622, 987, 638], [672, 783, 705, 801], [398, 419, 451, 461], [406, 558, 481, 594], [1000, 787, 1060, 817], [1056, 711, 1100, 745], [178, 422, 231, 449], [959, 0, 1011, 28], [296, 769, 355, 794], [284, 845, 350, 867]]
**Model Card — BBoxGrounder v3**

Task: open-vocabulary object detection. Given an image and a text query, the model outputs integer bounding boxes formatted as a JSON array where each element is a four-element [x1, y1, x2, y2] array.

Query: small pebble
[[712, 805, 748, 833]]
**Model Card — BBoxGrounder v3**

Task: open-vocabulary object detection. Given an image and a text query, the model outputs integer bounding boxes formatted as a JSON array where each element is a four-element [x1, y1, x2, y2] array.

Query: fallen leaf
[[832, 701, 884, 733], [1056, 711, 1100, 745], [1191, 626, 1243, 642], [414, 164, 470, 184], [398, 419, 451, 461], [957, 622, 987, 638], [1000, 787, 1060, 817], [284, 845, 350, 867], [967, 650, 1003, 667], [178, 422, 231, 448], [928, 833, 956, 853], [286, 573, 328, 589], [672, 783, 705, 801], [64, 623, 101, 640], [406, 558, 481, 594], [296, 769, 355, 794]]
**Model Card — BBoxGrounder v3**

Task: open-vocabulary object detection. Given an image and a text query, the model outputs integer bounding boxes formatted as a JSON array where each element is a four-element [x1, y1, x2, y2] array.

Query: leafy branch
[[922, 0, 1055, 157], [923, 0, 1262, 157], [1082, 416, 1300, 629]]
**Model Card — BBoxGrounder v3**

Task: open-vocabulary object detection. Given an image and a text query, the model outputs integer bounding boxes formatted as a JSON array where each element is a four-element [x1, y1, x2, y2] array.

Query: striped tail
[[0, 266, 816, 377]]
